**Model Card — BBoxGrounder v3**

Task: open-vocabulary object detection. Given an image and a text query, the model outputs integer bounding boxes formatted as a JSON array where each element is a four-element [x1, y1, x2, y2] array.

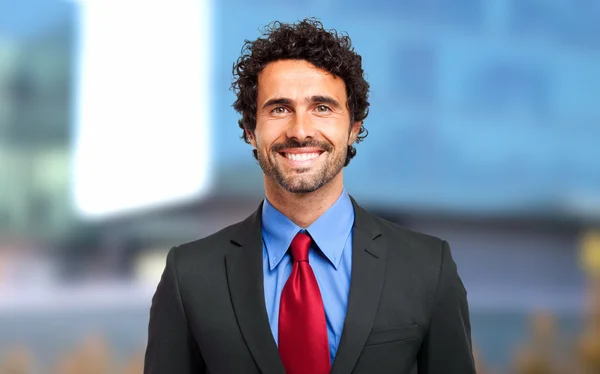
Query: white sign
[[71, 0, 213, 219]]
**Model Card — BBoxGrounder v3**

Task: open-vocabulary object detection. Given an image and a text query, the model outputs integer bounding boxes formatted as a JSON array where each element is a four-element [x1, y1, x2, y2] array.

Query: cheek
[[257, 126, 288, 147], [322, 128, 351, 148], [315, 116, 351, 139], [254, 131, 279, 153]]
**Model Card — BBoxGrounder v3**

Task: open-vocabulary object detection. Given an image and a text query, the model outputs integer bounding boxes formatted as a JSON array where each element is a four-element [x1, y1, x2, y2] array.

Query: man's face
[[248, 59, 360, 194]]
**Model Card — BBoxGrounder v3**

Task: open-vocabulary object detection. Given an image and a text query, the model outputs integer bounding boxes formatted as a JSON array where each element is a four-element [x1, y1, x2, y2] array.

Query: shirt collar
[[261, 188, 355, 271]]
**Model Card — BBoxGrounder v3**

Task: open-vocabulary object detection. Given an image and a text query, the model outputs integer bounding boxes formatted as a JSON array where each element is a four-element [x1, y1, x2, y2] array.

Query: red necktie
[[278, 232, 330, 374]]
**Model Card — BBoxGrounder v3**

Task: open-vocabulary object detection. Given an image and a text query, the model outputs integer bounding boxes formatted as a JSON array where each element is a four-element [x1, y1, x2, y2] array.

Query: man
[[144, 18, 475, 374]]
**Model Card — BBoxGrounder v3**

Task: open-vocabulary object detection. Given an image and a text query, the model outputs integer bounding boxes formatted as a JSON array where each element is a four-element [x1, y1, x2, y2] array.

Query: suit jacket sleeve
[[417, 240, 476, 373], [144, 247, 206, 374]]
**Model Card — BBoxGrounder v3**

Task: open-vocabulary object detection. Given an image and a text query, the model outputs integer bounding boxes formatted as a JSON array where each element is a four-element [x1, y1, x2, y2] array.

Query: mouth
[[277, 149, 325, 167]]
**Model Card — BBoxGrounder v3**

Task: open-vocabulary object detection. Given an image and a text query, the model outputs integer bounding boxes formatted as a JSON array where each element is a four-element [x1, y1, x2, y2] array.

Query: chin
[[280, 177, 326, 194], [283, 186, 321, 194]]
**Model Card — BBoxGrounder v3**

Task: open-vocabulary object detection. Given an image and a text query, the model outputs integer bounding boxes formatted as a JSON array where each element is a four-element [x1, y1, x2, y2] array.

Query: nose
[[285, 111, 316, 142]]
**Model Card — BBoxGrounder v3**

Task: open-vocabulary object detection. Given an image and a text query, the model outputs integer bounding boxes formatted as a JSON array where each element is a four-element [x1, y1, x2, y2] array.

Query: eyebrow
[[261, 95, 343, 110]]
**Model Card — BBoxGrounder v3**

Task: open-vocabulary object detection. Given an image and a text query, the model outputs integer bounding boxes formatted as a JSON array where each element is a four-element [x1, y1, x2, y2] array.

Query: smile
[[283, 152, 321, 161], [277, 149, 325, 166]]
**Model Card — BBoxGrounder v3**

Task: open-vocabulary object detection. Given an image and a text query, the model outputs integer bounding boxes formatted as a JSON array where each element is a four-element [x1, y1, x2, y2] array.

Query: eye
[[316, 105, 331, 112], [271, 107, 288, 114]]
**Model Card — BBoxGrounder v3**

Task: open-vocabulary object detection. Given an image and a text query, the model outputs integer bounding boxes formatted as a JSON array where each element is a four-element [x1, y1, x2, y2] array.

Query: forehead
[[257, 59, 347, 102]]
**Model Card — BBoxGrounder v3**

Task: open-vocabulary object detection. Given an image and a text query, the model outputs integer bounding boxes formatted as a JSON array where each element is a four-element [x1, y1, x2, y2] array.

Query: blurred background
[[1, 0, 599, 373]]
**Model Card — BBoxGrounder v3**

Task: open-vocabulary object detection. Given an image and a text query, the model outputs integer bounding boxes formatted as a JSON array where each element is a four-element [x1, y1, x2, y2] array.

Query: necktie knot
[[290, 232, 311, 262]]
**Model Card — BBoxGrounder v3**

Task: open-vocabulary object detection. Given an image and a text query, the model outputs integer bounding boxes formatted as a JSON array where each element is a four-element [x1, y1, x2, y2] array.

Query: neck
[[264, 174, 345, 228]]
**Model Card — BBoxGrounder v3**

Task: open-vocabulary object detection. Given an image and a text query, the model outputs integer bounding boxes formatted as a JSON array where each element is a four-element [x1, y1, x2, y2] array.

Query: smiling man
[[253, 59, 357, 204], [144, 18, 475, 374]]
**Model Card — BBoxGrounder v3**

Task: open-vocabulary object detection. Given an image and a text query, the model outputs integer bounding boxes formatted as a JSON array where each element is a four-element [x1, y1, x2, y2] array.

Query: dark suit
[[144, 197, 475, 373]]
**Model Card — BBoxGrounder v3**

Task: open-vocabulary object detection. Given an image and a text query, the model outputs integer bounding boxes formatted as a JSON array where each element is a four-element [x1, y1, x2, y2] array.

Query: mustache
[[271, 139, 333, 153]]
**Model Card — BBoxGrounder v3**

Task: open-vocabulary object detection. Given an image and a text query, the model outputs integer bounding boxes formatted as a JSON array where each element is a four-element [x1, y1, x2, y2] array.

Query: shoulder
[[361, 209, 452, 271], [351, 196, 446, 257], [365, 211, 461, 293], [375, 214, 444, 249], [167, 219, 245, 274]]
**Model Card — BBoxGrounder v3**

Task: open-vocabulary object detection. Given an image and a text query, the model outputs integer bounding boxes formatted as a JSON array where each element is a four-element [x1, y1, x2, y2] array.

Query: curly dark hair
[[231, 18, 370, 166]]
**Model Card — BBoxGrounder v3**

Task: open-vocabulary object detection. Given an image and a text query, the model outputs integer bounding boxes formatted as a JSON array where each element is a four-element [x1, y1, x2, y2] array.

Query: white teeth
[[285, 152, 319, 161]]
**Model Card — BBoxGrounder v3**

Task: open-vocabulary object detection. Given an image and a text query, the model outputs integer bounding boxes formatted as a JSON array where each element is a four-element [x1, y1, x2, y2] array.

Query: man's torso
[[166, 198, 445, 373]]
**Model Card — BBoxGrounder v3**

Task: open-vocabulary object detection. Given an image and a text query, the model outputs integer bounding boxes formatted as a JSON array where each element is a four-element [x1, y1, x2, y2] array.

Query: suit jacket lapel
[[331, 196, 387, 374], [225, 203, 286, 374]]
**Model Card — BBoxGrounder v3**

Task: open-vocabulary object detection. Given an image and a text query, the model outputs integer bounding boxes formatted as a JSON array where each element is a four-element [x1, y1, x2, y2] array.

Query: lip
[[279, 148, 324, 154], [278, 149, 324, 167]]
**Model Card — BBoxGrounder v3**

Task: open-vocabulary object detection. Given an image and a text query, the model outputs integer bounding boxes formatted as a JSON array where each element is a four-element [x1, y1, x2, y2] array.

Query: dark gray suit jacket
[[144, 197, 476, 373]]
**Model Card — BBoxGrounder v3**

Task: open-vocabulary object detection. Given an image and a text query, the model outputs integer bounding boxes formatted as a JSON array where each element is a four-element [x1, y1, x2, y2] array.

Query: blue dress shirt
[[261, 189, 354, 365]]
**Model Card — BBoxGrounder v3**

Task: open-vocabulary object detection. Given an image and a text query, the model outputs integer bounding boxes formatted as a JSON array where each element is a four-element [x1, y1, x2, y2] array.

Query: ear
[[348, 121, 362, 145], [246, 129, 257, 148]]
